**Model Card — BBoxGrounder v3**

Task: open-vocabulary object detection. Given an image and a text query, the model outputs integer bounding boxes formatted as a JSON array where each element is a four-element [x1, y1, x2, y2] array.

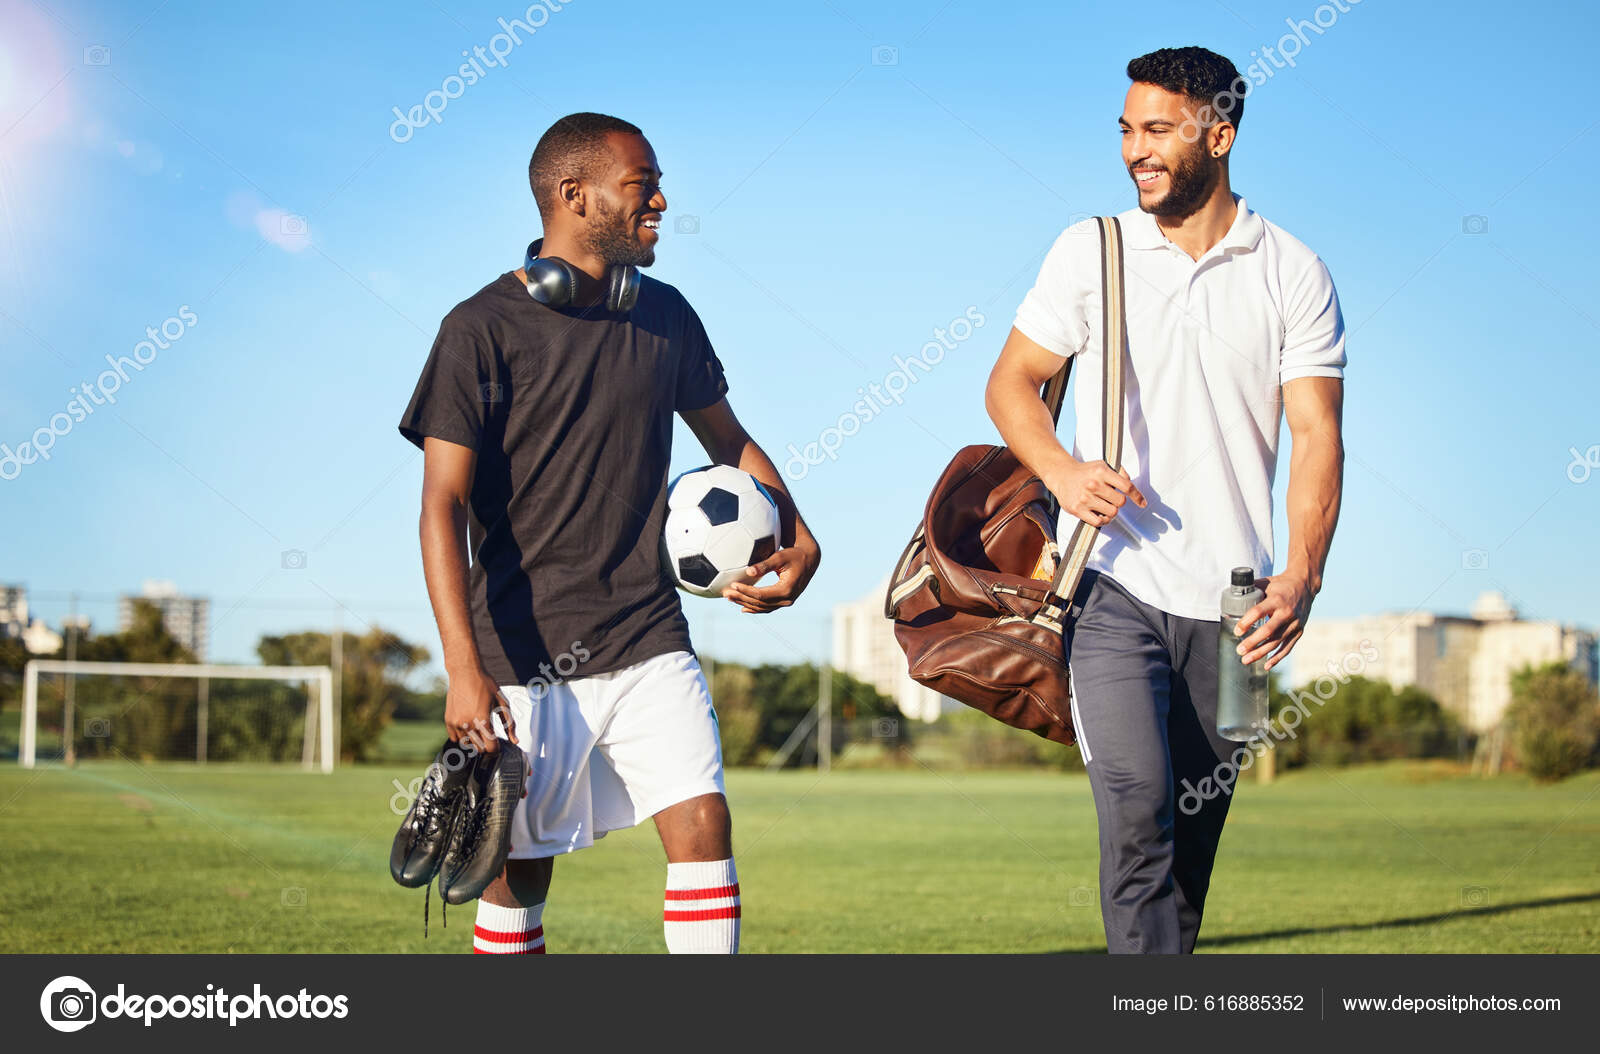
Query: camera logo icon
[[871, 717, 900, 738], [40, 975, 97, 1032], [1461, 548, 1489, 570], [281, 548, 308, 570], [479, 382, 505, 403], [85, 718, 111, 738], [1460, 884, 1490, 907], [1068, 885, 1095, 907], [280, 213, 308, 237], [1461, 214, 1488, 235], [674, 214, 700, 235], [83, 45, 111, 67], [871, 45, 898, 66]]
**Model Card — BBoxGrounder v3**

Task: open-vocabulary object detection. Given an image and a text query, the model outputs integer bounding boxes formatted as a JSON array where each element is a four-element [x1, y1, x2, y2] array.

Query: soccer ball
[[662, 465, 781, 598]]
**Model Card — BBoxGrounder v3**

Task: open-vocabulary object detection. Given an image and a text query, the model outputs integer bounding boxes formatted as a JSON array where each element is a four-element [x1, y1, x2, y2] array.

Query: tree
[[0, 635, 32, 710], [703, 659, 904, 768], [1505, 662, 1600, 782], [257, 627, 428, 762], [68, 599, 199, 761], [706, 662, 761, 766], [1267, 673, 1464, 769]]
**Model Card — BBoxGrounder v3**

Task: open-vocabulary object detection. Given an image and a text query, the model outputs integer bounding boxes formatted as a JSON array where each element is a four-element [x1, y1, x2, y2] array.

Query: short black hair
[[528, 112, 644, 220], [1126, 46, 1244, 130]]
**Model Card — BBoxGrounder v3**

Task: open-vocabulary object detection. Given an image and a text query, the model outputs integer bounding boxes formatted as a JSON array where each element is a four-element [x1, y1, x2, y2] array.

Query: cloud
[[253, 207, 311, 253], [225, 190, 312, 253]]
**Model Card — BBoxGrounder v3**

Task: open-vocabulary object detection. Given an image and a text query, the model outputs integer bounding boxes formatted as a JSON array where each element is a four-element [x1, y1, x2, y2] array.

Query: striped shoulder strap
[[1039, 216, 1128, 624]]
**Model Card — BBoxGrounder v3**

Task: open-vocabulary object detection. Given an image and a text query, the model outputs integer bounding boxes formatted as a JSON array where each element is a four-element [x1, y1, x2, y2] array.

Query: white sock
[[663, 858, 740, 954], [473, 899, 545, 954]]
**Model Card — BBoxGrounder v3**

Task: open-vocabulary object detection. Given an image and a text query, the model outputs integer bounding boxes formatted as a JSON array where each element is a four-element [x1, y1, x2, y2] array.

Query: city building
[[1290, 591, 1598, 732], [0, 584, 26, 639], [833, 578, 954, 722], [1, 583, 67, 655], [118, 580, 210, 660]]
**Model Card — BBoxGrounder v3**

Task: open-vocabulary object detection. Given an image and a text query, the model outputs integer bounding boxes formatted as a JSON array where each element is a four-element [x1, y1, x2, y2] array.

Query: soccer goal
[[20, 660, 336, 772]]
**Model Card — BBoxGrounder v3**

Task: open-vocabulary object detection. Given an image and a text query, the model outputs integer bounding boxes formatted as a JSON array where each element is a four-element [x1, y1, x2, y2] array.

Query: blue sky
[[2, 0, 1597, 685]]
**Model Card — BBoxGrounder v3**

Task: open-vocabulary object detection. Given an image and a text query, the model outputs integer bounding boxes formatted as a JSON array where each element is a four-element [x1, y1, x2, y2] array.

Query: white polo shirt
[[1012, 195, 1345, 621]]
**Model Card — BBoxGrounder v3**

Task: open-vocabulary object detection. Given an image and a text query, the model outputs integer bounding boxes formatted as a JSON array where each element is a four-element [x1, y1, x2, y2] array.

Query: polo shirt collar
[[1120, 193, 1264, 254]]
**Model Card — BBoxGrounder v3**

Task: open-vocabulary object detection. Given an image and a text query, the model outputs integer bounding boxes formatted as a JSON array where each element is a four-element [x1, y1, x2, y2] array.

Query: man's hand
[[1233, 572, 1316, 672], [443, 664, 518, 754], [721, 539, 820, 613], [1050, 458, 1148, 527]]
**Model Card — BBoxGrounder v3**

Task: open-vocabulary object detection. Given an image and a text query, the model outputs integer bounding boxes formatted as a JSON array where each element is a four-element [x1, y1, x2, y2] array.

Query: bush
[[1506, 663, 1600, 782], [1267, 674, 1466, 769], [706, 663, 762, 767], [887, 707, 1083, 771], [703, 659, 904, 768]]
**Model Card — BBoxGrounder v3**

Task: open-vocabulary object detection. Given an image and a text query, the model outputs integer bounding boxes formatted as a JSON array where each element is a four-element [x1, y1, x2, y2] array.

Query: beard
[[1133, 143, 1216, 220], [582, 196, 655, 268]]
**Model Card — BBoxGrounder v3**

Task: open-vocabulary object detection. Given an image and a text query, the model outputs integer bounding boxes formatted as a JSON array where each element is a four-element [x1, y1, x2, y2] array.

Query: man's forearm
[[730, 438, 816, 552], [1282, 435, 1342, 595], [419, 500, 483, 675]]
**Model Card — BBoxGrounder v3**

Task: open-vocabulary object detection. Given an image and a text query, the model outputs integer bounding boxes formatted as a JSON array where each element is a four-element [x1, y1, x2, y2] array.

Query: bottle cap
[[1231, 567, 1255, 587]]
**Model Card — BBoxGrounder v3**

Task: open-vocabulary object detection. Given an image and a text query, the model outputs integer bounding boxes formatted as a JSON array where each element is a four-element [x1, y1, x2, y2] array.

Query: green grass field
[[1, 759, 1596, 953]]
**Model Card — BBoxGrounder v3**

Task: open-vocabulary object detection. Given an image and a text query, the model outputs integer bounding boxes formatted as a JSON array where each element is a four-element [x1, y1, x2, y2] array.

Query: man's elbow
[[419, 490, 467, 533], [984, 367, 1006, 426]]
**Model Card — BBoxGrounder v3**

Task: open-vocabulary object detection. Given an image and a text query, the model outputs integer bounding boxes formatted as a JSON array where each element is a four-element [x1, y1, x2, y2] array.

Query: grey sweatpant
[[1064, 569, 1239, 954]]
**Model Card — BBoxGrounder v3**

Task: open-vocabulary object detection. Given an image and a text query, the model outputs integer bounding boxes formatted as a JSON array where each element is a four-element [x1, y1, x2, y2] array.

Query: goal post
[[20, 660, 336, 772]]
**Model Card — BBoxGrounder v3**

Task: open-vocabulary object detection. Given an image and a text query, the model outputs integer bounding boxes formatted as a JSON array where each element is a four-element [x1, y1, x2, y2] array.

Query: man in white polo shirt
[[986, 46, 1346, 953]]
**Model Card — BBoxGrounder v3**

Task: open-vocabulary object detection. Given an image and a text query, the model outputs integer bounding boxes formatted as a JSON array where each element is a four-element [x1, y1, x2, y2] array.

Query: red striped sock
[[663, 858, 740, 954], [472, 899, 546, 955]]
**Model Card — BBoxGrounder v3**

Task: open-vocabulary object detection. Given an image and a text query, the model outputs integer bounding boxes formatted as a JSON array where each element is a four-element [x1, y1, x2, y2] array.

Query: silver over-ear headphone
[[522, 239, 640, 313]]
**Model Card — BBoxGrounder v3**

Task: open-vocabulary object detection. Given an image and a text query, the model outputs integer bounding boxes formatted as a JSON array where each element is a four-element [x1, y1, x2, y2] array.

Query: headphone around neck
[[522, 239, 641, 313]]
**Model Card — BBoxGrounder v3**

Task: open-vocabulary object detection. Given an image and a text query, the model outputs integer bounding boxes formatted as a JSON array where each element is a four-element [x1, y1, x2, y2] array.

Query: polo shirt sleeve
[[1012, 221, 1098, 358], [675, 301, 730, 412], [1279, 257, 1347, 382], [397, 312, 491, 451]]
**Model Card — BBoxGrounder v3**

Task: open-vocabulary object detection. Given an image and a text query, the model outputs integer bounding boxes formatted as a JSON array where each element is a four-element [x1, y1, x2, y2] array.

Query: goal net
[[20, 660, 336, 771]]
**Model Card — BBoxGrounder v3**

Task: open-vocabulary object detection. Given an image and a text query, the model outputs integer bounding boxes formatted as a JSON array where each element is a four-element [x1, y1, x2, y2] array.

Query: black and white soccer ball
[[662, 465, 781, 598]]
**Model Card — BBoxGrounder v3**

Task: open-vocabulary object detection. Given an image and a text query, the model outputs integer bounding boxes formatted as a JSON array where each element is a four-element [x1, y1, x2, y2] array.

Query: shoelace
[[415, 770, 460, 845], [425, 771, 489, 939], [423, 880, 448, 938], [450, 795, 491, 877]]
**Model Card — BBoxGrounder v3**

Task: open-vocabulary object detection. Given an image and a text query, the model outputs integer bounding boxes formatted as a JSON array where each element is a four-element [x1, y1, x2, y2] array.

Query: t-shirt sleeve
[[398, 313, 492, 451], [675, 301, 730, 412], [1012, 220, 1098, 358], [1279, 257, 1347, 382]]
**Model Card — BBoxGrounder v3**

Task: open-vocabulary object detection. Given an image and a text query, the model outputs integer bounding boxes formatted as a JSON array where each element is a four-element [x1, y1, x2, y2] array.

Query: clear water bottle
[[1217, 566, 1269, 741]]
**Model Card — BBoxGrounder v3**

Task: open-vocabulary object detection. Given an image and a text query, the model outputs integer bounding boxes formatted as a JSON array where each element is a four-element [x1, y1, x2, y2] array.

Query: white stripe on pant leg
[[1069, 665, 1092, 764]]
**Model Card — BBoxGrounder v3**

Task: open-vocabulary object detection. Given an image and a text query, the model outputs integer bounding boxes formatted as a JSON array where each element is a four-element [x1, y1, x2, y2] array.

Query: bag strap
[[1038, 216, 1128, 627], [882, 524, 929, 619]]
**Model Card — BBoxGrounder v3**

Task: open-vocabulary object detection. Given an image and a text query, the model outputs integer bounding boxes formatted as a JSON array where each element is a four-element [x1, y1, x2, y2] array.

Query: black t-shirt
[[398, 270, 729, 687]]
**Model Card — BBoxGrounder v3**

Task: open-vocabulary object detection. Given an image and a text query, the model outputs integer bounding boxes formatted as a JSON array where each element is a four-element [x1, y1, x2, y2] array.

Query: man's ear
[[557, 175, 586, 217], [1209, 121, 1236, 159]]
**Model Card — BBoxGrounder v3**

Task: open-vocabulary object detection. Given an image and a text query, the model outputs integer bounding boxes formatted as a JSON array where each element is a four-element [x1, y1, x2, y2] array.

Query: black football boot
[[437, 740, 526, 905], [390, 741, 475, 887]]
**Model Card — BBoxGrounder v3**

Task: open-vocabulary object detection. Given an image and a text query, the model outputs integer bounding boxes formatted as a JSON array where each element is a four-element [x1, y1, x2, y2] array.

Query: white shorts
[[494, 649, 725, 859]]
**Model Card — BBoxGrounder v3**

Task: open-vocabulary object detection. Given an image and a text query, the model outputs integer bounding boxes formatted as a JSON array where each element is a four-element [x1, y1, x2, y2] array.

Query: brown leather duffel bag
[[884, 216, 1129, 746]]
